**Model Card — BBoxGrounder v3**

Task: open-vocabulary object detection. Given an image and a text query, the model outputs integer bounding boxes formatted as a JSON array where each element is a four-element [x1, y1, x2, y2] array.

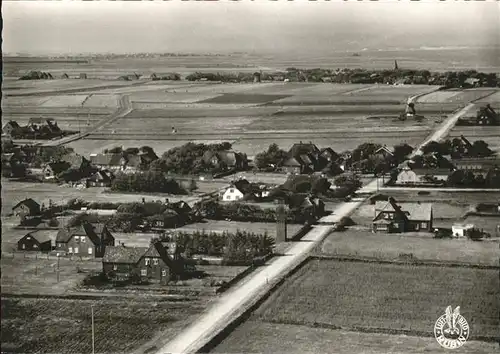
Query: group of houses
[[280, 142, 342, 175], [2, 118, 63, 139], [13, 197, 190, 284]]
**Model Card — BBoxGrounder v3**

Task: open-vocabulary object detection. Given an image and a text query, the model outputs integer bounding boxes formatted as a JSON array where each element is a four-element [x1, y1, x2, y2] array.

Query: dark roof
[[375, 201, 432, 222], [3, 121, 21, 129], [90, 153, 124, 166], [233, 179, 251, 192], [21, 230, 54, 244], [88, 170, 112, 182], [102, 245, 148, 264], [143, 241, 178, 257], [375, 146, 395, 156], [46, 161, 71, 174], [288, 142, 319, 156], [56, 223, 101, 244], [12, 198, 40, 213], [169, 201, 192, 213], [61, 154, 89, 168]]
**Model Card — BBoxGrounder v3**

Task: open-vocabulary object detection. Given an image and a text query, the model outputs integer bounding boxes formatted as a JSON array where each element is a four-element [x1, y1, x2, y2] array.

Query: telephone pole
[[91, 305, 95, 354]]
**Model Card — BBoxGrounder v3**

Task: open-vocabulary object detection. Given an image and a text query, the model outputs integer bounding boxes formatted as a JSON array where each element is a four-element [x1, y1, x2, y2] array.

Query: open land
[[211, 258, 499, 353], [3, 56, 500, 354], [1, 296, 207, 354]]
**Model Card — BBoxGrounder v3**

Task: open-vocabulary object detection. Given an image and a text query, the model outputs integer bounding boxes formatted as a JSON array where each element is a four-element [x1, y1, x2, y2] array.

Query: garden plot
[[1, 297, 206, 354], [321, 231, 499, 266], [2, 96, 52, 107], [351, 85, 439, 98], [255, 259, 499, 339]]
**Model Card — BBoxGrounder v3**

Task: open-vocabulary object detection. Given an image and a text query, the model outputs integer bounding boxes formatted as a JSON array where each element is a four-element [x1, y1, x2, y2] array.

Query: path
[[151, 100, 476, 354], [40, 95, 132, 147]]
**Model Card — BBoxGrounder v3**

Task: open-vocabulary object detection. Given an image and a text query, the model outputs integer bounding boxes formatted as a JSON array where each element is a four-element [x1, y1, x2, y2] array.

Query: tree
[[471, 140, 493, 157], [334, 174, 362, 190], [351, 143, 382, 162], [393, 143, 413, 164], [254, 144, 288, 170]]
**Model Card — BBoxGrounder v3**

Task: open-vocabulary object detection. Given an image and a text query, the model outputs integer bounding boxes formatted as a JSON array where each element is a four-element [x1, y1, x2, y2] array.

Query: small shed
[[18, 231, 53, 252], [61, 73, 69, 79], [79, 73, 88, 79], [452, 223, 475, 238]]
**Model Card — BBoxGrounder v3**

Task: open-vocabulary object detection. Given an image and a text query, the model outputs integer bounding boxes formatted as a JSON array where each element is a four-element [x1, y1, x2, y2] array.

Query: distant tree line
[[110, 171, 187, 194], [19, 71, 53, 80]]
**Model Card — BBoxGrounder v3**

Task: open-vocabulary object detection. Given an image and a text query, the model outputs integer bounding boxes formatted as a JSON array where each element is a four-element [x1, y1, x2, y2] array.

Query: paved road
[[40, 95, 132, 147], [152, 100, 476, 354]]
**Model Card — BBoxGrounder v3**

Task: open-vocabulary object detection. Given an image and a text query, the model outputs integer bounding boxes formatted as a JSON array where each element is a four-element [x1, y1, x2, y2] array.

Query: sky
[[3, 1, 500, 55]]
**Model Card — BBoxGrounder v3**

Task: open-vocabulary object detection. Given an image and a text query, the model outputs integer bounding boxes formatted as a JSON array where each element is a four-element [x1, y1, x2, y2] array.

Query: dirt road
[[41, 95, 133, 147]]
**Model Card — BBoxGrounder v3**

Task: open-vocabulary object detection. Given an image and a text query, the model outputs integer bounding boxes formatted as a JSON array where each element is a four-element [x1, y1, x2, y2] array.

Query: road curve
[[41, 95, 132, 147]]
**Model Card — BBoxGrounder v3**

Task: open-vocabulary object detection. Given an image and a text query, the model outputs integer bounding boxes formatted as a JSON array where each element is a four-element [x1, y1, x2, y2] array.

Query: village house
[[18, 230, 53, 252], [222, 185, 244, 201], [102, 241, 185, 284], [372, 197, 433, 233], [396, 167, 452, 184], [451, 157, 500, 172], [203, 150, 248, 171], [2, 121, 21, 136], [61, 153, 91, 171], [55, 223, 115, 257], [12, 198, 41, 223], [374, 145, 395, 161], [86, 170, 114, 187], [42, 161, 71, 180]]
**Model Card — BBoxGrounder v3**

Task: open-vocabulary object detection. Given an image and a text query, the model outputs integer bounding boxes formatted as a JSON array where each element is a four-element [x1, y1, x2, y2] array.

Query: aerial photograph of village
[[1, 1, 499, 354]]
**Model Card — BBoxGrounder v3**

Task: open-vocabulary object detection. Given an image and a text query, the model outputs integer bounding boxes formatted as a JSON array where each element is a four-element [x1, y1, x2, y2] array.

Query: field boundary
[[257, 318, 500, 343], [311, 254, 500, 270]]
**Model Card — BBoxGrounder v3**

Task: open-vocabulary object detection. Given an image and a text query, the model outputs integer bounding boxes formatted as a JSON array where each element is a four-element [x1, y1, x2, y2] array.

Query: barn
[[18, 231, 53, 252]]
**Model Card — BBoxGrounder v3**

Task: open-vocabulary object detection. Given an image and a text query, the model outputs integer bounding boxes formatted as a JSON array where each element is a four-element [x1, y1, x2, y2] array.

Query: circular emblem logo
[[434, 306, 469, 349]]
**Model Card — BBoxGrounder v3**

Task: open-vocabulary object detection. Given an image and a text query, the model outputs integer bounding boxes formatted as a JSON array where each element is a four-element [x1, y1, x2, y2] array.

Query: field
[[213, 321, 500, 354], [1, 296, 207, 354], [1, 255, 102, 295], [255, 259, 499, 337], [320, 231, 500, 266]]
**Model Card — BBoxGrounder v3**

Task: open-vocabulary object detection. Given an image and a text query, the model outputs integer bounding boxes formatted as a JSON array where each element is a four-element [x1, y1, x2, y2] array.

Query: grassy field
[[1, 296, 207, 354], [320, 231, 500, 266], [254, 259, 499, 338], [213, 320, 500, 354], [1, 256, 102, 295]]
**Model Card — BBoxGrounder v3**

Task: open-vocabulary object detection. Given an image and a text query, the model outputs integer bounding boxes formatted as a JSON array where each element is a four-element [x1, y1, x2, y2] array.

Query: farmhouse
[[452, 157, 500, 172], [373, 197, 433, 233], [18, 231, 53, 252], [102, 241, 184, 284], [61, 153, 91, 171], [42, 161, 71, 179], [203, 150, 248, 171], [222, 185, 245, 201], [55, 223, 115, 257], [374, 145, 394, 161], [396, 167, 451, 184], [2, 121, 21, 136], [12, 198, 41, 221], [86, 170, 114, 187]]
